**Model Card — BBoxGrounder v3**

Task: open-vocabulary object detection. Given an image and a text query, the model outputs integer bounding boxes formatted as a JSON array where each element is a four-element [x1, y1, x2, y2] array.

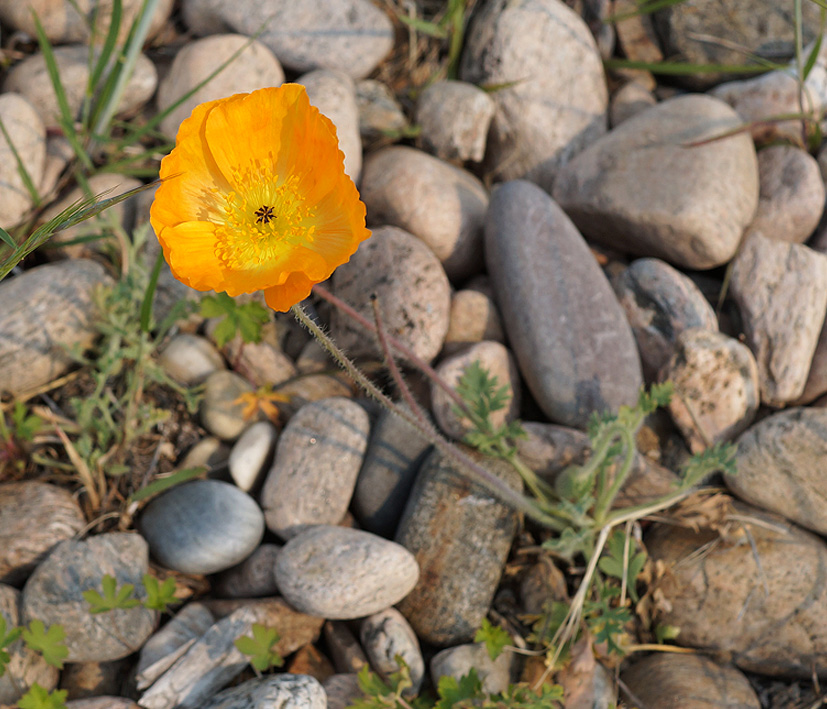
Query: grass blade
[[0, 227, 16, 249], [129, 467, 205, 504], [606, 0, 688, 23], [140, 250, 164, 333], [801, 8, 825, 82], [0, 117, 41, 206], [84, 0, 123, 129], [603, 58, 778, 75]]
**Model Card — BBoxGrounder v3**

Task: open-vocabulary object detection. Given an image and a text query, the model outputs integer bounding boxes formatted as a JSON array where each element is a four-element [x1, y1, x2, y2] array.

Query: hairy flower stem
[[291, 303, 564, 529]]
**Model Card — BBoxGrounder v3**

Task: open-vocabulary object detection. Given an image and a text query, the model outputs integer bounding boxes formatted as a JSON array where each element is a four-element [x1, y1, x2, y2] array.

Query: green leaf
[[17, 683, 68, 709], [491, 682, 565, 708], [199, 293, 231, 319], [0, 615, 22, 678], [597, 529, 648, 602], [82, 574, 140, 614], [350, 661, 416, 709], [0, 227, 15, 249], [11, 401, 42, 442], [474, 618, 511, 660], [212, 317, 238, 348], [142, 574, 178, 612], [22, 620, 68, 669], [435, 669, 482, 709], [128, 466, 206, 504], [655, 624, 681, 644], [397, 14, 449, 37], [234, 623, 283, 672]]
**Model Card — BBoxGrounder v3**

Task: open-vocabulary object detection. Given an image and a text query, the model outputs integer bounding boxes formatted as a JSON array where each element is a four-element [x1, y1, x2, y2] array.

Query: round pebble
[[22, 533, 156, 662], [213, 544, 281, 599], [331, 226, 451, 364], [200, 371, 255, 440], [229, 421, 279, 492], [202, 674, 326, 709], [261, 398, 369, 539], [360, 146, 488, 281], [159, 334, 225, 386], [443, 288, 505, 356], [355, 79, 408, 141], [431, 643, 512, 695], [275, 526, 419, 620], [139, 480, 264, 575], [360, 608, 424, 695]]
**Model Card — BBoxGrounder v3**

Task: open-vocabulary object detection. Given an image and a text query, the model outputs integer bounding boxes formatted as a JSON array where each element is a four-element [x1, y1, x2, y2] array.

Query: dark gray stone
[[139, 480, 264, 575], [485, 180, 642, 428]]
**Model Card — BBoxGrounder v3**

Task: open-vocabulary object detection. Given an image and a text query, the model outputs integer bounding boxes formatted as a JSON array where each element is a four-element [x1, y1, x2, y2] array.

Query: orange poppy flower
[[150, 84, 371, 312]]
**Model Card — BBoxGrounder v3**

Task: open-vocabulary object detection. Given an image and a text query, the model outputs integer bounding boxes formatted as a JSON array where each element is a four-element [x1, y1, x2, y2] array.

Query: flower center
[[214, 165, 316, 271]]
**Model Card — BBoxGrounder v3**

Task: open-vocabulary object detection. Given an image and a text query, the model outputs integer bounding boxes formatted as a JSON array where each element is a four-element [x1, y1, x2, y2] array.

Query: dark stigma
[[255, 205, 275, 224]]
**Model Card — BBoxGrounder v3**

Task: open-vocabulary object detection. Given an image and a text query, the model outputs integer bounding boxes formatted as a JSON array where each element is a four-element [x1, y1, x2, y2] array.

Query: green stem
[[290, 303, 565, 529], [593, 426, 636, 524]]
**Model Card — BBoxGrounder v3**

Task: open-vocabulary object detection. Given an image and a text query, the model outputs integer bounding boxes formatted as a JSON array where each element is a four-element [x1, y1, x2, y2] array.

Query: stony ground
[[0, 0, 827, 708]]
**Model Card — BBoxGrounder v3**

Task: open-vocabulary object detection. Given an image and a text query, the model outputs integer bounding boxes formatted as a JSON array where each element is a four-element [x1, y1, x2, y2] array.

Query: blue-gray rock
[[139, 480, 264, 575], [202, 674, 326, 709], [485, 180, 642, 428], [213, 544, 281, 599], [613, 257, 719, 380], [261, 397, 369, 539], [360, 608, 424, 695], [22, 533, 156, 662], [552, 94, 759, 270], [352, 408, 431, 538], [459, 0, 608, 192], [275, 526, 419, 619], [395, 447, 521, 645]]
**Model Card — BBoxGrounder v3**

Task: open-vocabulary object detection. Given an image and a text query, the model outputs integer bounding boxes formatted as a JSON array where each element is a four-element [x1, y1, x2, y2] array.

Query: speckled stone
[[648, 500, 827, 677], [139, 480, 264, 574], [431, 341, 520, 441], [443, 288, 505, 356], [157, 34, 285, 139], [360, 147, 488, 281], [0, 481, 85, 585], [613, 257, 719, 380], [727, 408, 827, 535], [360, 608, 424, 695], [261, 398, 369, 539], [553, 94, 759, 270], [622, 654, 760, 709], [745, 145, 825, 244], [323, 674, 363, 709], [485, 180, 642, 428], [515, 422, 590, 485], [202, 674, 326, 709], [22, 533, 156, 662], [331, 226, 451, 364], [730, 233, 827, 406], [0, 93, 44, 228], [395, 447, 521, 645], [459, 0, 607, 191], [275, 526, 419, 619], [229, 421, 278, 492], [200, 371, 256, 440], [355, 79, 407, 141], [431, 643, 512, 695], [661, 329, 760, 453], [610, 81, 657, 127], [415, 80, 495, 162], [0, 584, 58, 704]]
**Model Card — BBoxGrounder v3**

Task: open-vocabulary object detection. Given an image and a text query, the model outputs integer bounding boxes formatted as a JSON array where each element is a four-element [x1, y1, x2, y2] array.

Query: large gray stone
[[459, 0, 607, 192], [485, 180, 642, 428], [553, 94, 759, 270]]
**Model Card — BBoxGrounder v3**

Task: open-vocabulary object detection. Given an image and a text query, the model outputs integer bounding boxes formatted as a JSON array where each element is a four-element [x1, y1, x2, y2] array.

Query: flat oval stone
[[275, 526, 419, 619], [229, 421, 279, 492], [0, 481, 85, 585], [139, 480, 264, 574], [648, 500, 827, 677], [157, 34, 285, 139], [395, 447, 521, 645], [553, 94, 759, 270], [159, 333, 225, 386], [613, 257, 718, 379], [261, 398, 369, 539], [202, 674, 326, 709], [661, 329, 760, 453], [485, 180, 642, 428], [0, 260, 113, 396], [459, 0, 607, 192], [0, 93, 44, 228], [331, 226, 451, 364], [431, 341, 520, 441], [727, 408, 827, 535], [360, 608, 424, 695], [622, 654, 760, 709], [745, 145, 825, 244], [200, 371, 255, 440], [730, 233, 827, 406], [0, 584, 58, 704], [22, 533, 156, 662], [360, 147, 488, 281]]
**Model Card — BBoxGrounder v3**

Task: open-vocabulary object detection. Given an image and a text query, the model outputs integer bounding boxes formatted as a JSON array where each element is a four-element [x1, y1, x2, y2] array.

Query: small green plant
[[0, 401, 43, 475], [474, 618, 511, 661], [234, 623, 284, 672], [200, 292, 270, 348], [396, 0, 471, 80], [21, 620, 69, 670], [17, 684, 68, 709], [0, 615, 21, 676], [83, 573, 179, 616]]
